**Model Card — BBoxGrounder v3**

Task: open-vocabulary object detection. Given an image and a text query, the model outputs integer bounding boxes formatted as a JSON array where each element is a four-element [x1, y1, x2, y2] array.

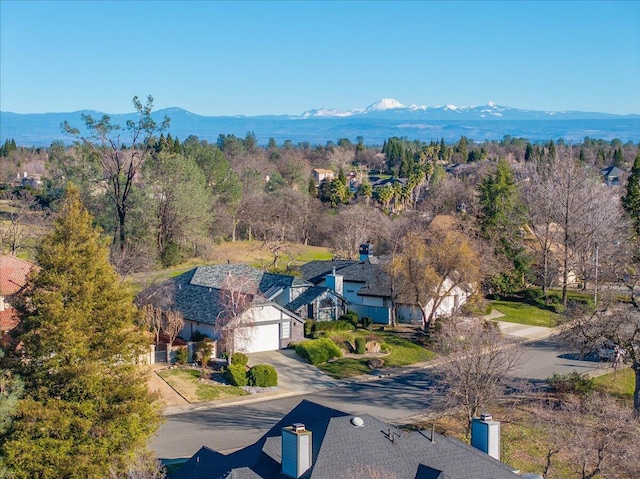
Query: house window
[[281, 321, 291, 339]]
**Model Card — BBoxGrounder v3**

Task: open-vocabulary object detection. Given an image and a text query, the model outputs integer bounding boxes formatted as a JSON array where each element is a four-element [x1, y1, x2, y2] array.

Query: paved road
[[151, 335, 608, 460]]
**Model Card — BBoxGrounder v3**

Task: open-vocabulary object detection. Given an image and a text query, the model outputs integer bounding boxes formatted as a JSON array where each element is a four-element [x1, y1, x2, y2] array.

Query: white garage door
[[235, 323, 280, 353]]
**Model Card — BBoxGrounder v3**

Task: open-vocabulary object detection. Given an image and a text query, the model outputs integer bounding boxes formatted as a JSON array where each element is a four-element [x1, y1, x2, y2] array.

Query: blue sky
[[1, 1, 639, 115]]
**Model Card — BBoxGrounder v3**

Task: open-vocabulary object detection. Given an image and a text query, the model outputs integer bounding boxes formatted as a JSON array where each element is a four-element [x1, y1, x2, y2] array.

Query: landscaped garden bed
[[304, 327, 436, 379], [157, 367, 249, 403]]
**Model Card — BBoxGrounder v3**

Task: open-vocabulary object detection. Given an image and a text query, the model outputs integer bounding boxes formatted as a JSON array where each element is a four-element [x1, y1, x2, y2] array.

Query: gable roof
[[600, 165, 624, 179], [171, 400, 519, 479], [285, 286, 344, 312], [299, 259, 392, 298], [0, 255, 36, 296], [136, 265, 306, 327]]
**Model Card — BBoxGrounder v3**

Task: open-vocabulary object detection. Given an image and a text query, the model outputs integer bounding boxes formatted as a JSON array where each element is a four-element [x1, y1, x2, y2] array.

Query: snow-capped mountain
[[297, 99, 633, 120], [2, 100, 639, 147]]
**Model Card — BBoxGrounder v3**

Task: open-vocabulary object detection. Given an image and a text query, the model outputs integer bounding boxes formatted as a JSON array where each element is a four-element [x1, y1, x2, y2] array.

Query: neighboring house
[[136, 264, 345, 354], [370, 176, 408, 189], [300, 244, 472, 325], [0, 255, 36, 343], [600, 165, 624, 186], [311, 168, 335, 185], [171, 399, 520, 479], [300, 245, 392, 324]]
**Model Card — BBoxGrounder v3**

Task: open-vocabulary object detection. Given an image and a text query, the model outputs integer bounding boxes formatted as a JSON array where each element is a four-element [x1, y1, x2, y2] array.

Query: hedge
[[224, 364, 248, 386], [248, 364, 278, 387], [355, 337, 366, 355], [295, 338, 342, 365]]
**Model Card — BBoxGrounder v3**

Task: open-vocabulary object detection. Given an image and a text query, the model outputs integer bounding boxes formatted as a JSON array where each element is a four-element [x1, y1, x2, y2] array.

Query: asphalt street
[[151, 335, 608, 460]]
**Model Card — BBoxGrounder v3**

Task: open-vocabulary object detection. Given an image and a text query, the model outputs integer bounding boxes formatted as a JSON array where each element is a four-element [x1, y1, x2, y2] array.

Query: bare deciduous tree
[[390, 225, 480, 331], [433, 319, 523, 432], [141, 304, 163, 344], [534, 393, 640, 479], [215, 273, 259, 363], [162, 310, 184, 363], [63, 95, 169, 250], [561, 299, 640, 413]]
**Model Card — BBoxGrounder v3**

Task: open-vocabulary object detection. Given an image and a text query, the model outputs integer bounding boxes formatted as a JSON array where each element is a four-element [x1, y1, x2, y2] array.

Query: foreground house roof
[[172, 400, 519, 479]]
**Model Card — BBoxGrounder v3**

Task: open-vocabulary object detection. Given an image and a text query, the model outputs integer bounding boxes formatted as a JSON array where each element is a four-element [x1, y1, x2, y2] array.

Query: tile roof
[[0, 309, 19, 332], [0, 255, 36, 296], [171, 400, 519, 479]]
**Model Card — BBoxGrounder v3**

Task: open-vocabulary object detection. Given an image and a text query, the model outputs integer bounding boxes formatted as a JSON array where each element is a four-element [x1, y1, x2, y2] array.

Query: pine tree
[[2, 187, 161, 478], [622, 149, 640, 237]]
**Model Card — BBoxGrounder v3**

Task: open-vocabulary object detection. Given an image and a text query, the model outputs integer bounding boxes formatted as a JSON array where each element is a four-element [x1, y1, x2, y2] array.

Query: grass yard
[[157, 368, 248, 403], [318, 330, 436, 379], [593, 367, 635, 401], [490, 300, 560, 328]]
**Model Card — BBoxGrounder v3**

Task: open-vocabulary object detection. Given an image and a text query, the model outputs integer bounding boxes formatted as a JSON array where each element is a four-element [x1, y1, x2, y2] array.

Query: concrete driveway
[[247, 349, 339, 393]]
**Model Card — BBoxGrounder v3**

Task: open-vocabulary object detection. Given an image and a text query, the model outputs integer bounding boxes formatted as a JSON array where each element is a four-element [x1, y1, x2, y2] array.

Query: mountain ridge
[[2, 100, 639, 146]]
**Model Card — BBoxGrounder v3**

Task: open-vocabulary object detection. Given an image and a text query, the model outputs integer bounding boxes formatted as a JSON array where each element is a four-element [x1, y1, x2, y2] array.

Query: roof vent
[[292, 423, 305, 432], [480, 413, 492, 421], [350, 416, 364, 427]]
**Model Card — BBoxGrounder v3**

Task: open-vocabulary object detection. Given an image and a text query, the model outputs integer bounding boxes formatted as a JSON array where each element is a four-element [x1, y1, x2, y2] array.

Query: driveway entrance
[[247, 349, 339, 393]]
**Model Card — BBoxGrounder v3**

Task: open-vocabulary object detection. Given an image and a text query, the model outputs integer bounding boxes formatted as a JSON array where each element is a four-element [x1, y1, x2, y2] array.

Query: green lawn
[[318, 331, 436, 379], [593, 367, 635, 401], [490, 300, 560, 328], [157, 368, 248, 402]]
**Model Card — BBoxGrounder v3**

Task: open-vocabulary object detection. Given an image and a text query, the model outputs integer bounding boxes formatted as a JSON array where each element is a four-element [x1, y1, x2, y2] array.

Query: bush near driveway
[[248, 364, 278, 387], [295, 338, 343, 365], [224, 363, 248, 386]]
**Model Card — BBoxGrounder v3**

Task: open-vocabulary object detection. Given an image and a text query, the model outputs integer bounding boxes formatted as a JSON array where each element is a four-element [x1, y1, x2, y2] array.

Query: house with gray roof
[[299, 244, 473, 325], [170, 399, 521, 479], [136, 264, 345, 353]]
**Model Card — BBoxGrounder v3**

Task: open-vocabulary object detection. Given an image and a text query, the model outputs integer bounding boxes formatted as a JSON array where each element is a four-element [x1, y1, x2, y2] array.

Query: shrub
[[224, 364, 248, 386], [339, 310, 359, 327], [174, 347, 188, 364], [361, 317, 372, 329], [295, 338, 343, 365], [547, 371, 594, 395], [314, 320, 353, 333], [248, 364, 278, 387], [379, 341, 391, 353], [230, 352, 249, 366], [355, 337, 366, 355], [304, 319, 316, 337]]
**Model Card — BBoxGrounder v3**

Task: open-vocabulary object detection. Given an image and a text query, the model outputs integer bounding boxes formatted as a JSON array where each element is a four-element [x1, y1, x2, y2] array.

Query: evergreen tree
[[478, 159, 532, 292], [622, 149, 640, 237], [524, 143, 533, 162], [612, 147, 624, 167], [307, 177, 317, 197], [2, 188, 161, 478]]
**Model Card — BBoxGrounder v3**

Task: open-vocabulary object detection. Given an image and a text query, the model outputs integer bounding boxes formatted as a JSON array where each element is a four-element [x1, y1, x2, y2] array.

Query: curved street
[[151, 332, 610, 460]]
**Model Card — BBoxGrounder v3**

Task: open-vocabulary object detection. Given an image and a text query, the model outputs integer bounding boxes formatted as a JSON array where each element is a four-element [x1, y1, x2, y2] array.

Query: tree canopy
[[1, 187, 161, 478]]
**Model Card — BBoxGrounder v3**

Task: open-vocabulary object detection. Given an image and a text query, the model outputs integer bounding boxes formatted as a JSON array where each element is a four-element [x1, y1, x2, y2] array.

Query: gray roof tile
[[171, 400, 519, 479]]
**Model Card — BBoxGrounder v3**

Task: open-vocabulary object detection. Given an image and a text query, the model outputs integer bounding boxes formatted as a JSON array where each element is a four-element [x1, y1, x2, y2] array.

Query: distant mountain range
[[2, 99, 639, 147]]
